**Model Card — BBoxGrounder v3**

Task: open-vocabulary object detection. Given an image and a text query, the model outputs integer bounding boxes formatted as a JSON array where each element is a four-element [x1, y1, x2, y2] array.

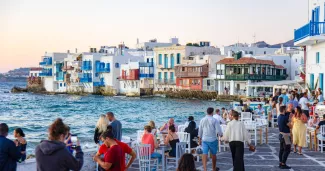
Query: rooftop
[[217, 57, 277, 66]]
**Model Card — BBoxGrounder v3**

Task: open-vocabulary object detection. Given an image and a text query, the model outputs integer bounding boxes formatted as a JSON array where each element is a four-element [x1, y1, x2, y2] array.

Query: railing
[[139, 62, 154, 67], [156, 79, 176, 85], [97, 68, 110, 73], [225, 74, 287, 81], [39, 57, 52, 66], [39, 72, 52, 77], [93, 82, 105, 87], [80, 77, 92, 83], [294, 22, 325, 42], [175, 71, 208, 78], [82, 65, 92, 71], [139, 74, 154, 78]]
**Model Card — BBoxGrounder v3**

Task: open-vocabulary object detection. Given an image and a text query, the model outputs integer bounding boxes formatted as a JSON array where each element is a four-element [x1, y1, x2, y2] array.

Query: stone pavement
[[130, 128, 325, 171]]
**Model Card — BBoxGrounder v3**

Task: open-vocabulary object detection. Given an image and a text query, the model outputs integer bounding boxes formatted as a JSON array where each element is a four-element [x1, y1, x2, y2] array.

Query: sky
[[0, 0, 307, 73]]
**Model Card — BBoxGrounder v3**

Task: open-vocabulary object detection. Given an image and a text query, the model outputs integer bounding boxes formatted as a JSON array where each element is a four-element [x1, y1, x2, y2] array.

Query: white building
[[136, 38, 179, 51], [294, 0, 325, 91], [220, 43, 279, 56], [119, 62, 141, 96], [29, 67, 42, 77]]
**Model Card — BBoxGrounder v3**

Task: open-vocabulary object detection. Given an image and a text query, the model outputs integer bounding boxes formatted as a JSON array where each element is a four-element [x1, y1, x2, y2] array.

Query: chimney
[[75, 48, 78, 53], [67, 50, 70, 54]]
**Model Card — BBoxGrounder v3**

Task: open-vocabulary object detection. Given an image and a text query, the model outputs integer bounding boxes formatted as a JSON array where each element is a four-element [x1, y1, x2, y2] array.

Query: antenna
[[253, 33, 256, 46]]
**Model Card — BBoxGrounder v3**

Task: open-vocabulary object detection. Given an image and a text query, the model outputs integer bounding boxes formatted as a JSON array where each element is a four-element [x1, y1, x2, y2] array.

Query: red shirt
[[104, 145, 123, 171], [98, 139, 132, 170], [141, 133, 155, 154]]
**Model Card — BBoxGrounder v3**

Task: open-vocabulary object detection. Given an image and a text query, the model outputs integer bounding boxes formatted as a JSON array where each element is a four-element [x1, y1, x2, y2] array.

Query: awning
[[247, 80, 298, 87]]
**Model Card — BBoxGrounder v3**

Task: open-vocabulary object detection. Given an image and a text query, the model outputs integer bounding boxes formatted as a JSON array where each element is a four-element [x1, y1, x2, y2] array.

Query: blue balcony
[[80, 77, 92, 83], [39, 70, 52, 77], [82, 65, 92, 71], [39, 57, 52, 66], [294, 22, 325, 45], [139, 62, 154, 67], [97, 68, 110, 73], [93, 82, 105, 87], [56, 72, 64, 81], [139, 74, 154, 78]]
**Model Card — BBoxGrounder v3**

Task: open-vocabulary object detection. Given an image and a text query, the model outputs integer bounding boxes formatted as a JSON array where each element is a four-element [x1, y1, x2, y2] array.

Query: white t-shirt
[[299, 97, 309, 110]]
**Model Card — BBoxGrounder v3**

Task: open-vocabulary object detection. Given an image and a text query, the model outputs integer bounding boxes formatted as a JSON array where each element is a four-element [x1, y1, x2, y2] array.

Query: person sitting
[[316, 114, 325, 142], [177, 153, 197, 171], [0, 123, 21, 171], [160, 118, 178, 132], [164, 125, 180, 157], [13, 128, 27, 162], [148, 121, 157, 136], [35, 118, 84, 171], [142, 125, 162, 162], [95, 126, 137, 171], [254, 104, 265, 115], [308, 115, 320, 128], [184, 117, 198, 149], [94, 115, 109, 146], [242, 104, 253, 114], [93, 129, 124, 171]]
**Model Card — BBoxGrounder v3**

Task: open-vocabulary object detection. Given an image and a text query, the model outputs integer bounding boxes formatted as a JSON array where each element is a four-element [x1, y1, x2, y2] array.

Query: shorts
[[202, 139, 218, 155]]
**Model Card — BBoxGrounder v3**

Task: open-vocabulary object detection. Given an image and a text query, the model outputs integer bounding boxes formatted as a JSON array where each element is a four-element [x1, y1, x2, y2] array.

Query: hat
[[188, 116, 194, 121]]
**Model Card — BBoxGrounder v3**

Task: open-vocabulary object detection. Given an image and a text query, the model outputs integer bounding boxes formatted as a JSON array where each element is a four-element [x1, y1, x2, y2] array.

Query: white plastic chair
[[177, 132, 191, 153], [136, 144, 159, 171], [219, 124, 228, 152], [235, 106, 243, 112], [137, 130, 144, 143], [178, 125, 187, 132], [166, 142, 187, 169], [317, 125, 325, 153], [241, 112, 252, 121], [244, 121, 256, 145]]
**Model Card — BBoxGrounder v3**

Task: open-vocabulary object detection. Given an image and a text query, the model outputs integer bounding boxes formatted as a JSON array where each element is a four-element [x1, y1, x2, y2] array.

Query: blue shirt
[[279, 94, 289, 105], [278, 113, 290, 133], [0, 136, 21, 171], [287, 100, 299, 108], [110, 120, 122, 141], [198, 115, 223, 142]]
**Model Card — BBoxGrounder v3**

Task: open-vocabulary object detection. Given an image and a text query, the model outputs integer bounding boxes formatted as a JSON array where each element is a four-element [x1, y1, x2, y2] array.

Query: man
[[254, 104, 264, 115], [106, 112, 122, 141], [272, 91, 281, 102], [287, 95, 299, 109], [279, 90, 289, 105], [198, 107, 223, 171], [0, 123, 21, 171], [95, 126, 137, 171], [277, 106, 292, 169], [299, 92, 310, 118], [93, 130, 124, 171], [213, 109, 226, 125], [160, 118, 178, 132]]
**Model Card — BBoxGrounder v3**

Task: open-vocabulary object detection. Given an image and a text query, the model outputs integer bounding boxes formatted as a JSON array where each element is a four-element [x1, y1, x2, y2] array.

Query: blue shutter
[[170, 72, 174, 80], [177, 53, 181, 64], [317, 52, 320, 64], [95, 61, 100, 72], [164, 72, 168, 80], [159, 54, 162, 65], [310, 74, 315, 90], [164, 55, 168, 68], [158, 72, 162, 79], [320, 73, 324, 92], [171, 55, 174, 68]]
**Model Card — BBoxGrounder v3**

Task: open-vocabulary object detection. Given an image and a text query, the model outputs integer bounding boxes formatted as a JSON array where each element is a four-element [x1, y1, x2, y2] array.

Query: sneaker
[[280, 165, 291, 169]]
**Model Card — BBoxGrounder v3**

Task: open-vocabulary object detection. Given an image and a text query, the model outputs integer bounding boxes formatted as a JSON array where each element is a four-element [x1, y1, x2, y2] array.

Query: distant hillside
[[5, 67, 30, 77]]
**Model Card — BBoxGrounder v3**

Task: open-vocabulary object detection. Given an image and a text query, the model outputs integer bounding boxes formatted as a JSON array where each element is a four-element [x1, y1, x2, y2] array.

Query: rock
[[11, 86, 28, 93]]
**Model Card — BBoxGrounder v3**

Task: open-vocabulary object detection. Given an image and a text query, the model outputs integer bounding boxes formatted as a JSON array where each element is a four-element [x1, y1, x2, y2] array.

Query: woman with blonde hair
[[94, 114, 109, 146], [148, 120, 157, 135]]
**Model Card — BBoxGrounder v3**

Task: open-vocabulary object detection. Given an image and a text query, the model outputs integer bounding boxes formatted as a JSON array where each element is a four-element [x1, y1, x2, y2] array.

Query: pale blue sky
[[0, 0, 307, 72]]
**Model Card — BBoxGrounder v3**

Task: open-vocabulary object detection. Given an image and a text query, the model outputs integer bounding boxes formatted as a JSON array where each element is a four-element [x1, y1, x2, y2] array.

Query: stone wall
[[154, 90, 241, 101]]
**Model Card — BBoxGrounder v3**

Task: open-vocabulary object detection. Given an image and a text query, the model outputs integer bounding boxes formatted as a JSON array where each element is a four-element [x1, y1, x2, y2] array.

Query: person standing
[[35, 118, 84, 171], [223, 111, 254, 171], [277, 106, 292, 169], [94, 115, 109, 146], [0, 123, 21, 171], [106, 112, 122, 141], [292, 106, 307, 155], [272, 92, 280, 102], [287, 95, 299, 109], [213, 109, 226, 125], [299, 92, 310, 118], [13, 128, 27, 162], [198, 107, 223, 171], [279, 90, 289, 105]]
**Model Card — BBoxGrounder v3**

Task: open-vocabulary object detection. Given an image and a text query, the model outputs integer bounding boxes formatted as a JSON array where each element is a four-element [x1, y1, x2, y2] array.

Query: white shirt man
[[299, 96, 309, 110], [213, 109, 226, 125]]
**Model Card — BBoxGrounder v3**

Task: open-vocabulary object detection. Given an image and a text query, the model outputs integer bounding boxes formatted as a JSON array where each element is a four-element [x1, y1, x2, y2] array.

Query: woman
[[164, 125, 180, 157], [223, 111, 254, 171], [268, 101, 277, 127], [184, 119, 198, 149], [292, 106, 308, 155], [318, 90, 324, 102], [148, 121, 157, 136], [276, 97, 284, 117], [35, 118, 83, 171], [14, 128, 27, 162], [142, 125, 162, 162], [94, 114, 109, 146], [177, 153, 197, 171]]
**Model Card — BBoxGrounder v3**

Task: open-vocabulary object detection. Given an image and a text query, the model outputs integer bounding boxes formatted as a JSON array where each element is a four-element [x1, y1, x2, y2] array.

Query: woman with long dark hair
[[14, 128, 27, 162], [177, 153, 197, 171], [292, 106, 307, 155]]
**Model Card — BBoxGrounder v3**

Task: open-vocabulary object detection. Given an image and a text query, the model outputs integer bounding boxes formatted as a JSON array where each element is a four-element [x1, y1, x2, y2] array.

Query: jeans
[[150, 152, 162, 171], [279, 135, 291, 164], [229, 141, 245, 171]]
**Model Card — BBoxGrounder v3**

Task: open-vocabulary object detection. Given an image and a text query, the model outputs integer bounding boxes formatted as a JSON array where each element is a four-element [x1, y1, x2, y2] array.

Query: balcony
[[80, 77, 92, 83], [139, 62, 154, 67], [39, 57, 52, 66], [56, 72, 64, 81], [93, 82, 105, 87], [156, 79, 176, 85], [82, 65, 92, 71], [97, 68, 110, 73], [294, 22, 325, 46], [121, 69, 139, 80], [175, 71, 208, 78], [39, 71, 52, 77], [224, 74, 287, 81], [139, 74, 154, 78]]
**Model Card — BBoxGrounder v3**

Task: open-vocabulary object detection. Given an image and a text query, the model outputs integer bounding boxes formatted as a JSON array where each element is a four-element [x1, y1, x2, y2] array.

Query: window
[[295, 71, 298, 75], [158, 72, 162, 79], [159, 54, 162, 65], [64, 83, 66, 87], [283, 69, 287, 75], [316, 52, 320, 64], [135, 82, 138, 88], [244, 68, 249, 74], [207, 80, 211, 86], [60, 83, 62, 87], [283, 60, 286, 64], [176, 53, 181, 64], [95, 73, 99, 77], [264, 51, 266, 54], [295, 59, 297, 62], [147, 58, 149, 63], [249, 51, 253, 55], [115, 63, 119, 68], [180, 79, 183, 86]]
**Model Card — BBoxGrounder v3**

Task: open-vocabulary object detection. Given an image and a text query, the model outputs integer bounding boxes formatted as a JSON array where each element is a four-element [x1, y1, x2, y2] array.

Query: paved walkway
[[130, 128, 325, 171]]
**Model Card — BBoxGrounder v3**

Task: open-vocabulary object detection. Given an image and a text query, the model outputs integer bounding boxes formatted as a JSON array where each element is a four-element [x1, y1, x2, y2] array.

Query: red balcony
[[176, 78, 203, 90], [175, 64, 209, 78], [121, 69, 139, 80]]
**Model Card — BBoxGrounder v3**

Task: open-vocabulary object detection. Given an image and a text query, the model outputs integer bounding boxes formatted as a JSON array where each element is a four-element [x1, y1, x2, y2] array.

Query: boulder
[[11, 86, 27, 93]]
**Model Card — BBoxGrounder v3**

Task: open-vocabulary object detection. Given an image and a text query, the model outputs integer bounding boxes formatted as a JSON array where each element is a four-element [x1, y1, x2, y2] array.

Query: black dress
[[168, 134, 179, 157]]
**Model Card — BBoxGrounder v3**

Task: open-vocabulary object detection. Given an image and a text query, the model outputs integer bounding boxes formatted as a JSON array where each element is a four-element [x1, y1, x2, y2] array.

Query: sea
[[0, 81, 231, 154]]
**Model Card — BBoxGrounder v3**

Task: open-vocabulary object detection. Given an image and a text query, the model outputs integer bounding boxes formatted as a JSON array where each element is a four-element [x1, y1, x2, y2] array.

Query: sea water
[[0, 81, 231, 154]]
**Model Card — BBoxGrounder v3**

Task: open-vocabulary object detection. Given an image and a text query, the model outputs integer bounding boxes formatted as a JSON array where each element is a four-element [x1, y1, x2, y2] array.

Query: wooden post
[[260, 128, 262, 145], [315, 130, 318, 152], [309, 131, 312, 150], [265, 127, 268, 144]]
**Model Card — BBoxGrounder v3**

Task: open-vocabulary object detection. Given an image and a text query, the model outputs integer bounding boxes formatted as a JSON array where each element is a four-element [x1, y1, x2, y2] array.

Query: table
[[157, 145, 168, 171]]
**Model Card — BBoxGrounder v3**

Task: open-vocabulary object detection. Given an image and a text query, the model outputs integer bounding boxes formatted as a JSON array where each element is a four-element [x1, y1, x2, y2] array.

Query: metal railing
[[294, 21, 325, 42], [80, 77, 92, 83], [225, 74, 287, 81], [97, 68, 110, 73], [139, 74, 154, 78], [139, 62, 154, 67], [156, 79, 176, 85]]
